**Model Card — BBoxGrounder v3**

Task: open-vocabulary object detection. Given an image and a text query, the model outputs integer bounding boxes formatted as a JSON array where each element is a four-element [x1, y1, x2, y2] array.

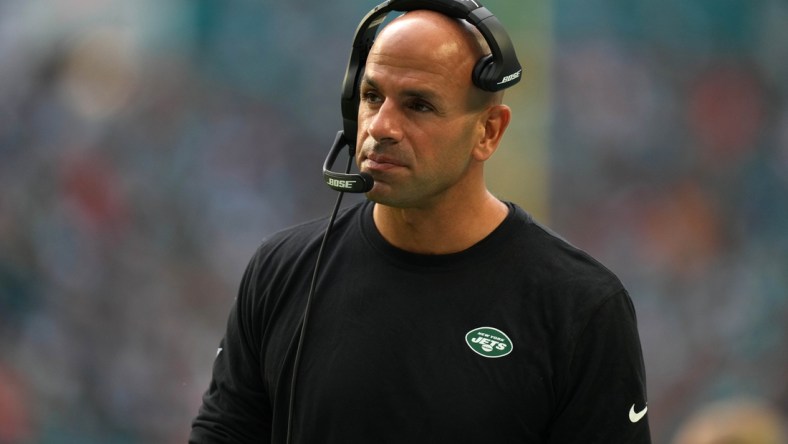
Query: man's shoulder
[[252, 201, 367, 262], [507, 204, 625, 303]]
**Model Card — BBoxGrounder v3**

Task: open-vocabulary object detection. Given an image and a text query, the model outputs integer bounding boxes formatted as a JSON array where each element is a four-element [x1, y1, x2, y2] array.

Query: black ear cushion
[[471, 54, 495, 90]]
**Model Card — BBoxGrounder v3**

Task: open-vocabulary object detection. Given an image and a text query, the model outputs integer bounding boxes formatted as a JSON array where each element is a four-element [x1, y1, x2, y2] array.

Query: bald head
[[369, 10, 503, 108], [384, 10, 489, 59]]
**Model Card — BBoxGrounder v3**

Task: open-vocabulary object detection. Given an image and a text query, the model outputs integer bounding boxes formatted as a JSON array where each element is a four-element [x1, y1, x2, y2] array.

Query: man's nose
[[366, 99, 404, 143]]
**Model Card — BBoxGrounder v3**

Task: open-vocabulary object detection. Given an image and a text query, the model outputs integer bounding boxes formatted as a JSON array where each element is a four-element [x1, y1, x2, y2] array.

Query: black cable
[[285, 154, 354, 444]]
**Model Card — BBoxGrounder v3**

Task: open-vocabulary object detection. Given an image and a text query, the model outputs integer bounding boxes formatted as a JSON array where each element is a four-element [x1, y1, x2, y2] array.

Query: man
[[190, 7, 651, 444]]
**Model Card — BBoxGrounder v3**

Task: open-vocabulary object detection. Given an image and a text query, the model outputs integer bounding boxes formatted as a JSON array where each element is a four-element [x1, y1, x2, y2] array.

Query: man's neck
[[372, 191, 508, 255]]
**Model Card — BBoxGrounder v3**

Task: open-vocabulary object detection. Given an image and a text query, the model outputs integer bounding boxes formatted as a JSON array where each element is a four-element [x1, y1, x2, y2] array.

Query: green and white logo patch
[[465, 327, 513, 358]]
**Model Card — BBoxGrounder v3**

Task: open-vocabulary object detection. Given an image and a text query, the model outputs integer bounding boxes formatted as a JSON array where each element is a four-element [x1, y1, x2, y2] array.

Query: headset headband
[[340, 0, 523, 149]]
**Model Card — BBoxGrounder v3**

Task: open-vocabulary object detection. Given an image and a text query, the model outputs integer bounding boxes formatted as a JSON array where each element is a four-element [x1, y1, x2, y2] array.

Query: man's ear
[[473, 104, 511, 161]]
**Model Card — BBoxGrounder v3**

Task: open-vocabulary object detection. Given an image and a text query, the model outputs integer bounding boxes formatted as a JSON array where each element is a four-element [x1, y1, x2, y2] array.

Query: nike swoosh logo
[[629, 404, 648, 423]]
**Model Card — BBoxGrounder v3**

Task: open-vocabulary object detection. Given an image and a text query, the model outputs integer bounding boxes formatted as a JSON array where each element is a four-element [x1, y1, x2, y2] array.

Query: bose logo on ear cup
[[498, 69, 522, 85]]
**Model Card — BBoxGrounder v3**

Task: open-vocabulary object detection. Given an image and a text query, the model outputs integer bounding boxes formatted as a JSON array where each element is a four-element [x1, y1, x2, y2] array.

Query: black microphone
[[323, 131, 374, 193]]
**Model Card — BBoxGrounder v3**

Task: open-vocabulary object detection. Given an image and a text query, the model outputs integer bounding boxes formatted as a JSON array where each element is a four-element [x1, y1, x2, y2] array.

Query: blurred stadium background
[[0, 0, 786, 442]]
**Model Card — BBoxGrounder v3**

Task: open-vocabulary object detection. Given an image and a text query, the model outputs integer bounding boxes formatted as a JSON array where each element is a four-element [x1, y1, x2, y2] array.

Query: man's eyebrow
[[360, 76, 379, 91], [361, 76, 441, 103]]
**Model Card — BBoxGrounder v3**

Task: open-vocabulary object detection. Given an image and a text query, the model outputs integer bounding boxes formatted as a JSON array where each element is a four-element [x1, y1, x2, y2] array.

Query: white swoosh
[[629, 404, 648, 423]]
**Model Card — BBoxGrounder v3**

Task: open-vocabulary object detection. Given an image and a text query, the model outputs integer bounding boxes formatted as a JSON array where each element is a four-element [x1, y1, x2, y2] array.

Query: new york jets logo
[[465, 327, 513, 358]]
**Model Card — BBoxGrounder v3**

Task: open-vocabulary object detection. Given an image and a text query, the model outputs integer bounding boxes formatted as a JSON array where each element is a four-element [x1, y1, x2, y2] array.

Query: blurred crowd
[[0, 0, 786, 443], [551, 0, 788, 442]]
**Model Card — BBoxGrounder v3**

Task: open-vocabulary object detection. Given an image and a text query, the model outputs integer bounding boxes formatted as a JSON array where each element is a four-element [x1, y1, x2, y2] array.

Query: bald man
[[190, 6, 651, 444], [357, 10, 510, 251]]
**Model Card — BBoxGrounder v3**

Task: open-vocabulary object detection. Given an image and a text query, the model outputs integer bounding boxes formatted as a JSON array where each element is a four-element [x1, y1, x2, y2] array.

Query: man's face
[[355, 15, 487, 209]]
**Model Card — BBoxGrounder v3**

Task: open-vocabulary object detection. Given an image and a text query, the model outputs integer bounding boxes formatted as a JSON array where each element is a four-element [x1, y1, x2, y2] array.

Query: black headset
[[322, 0, 523, 194]]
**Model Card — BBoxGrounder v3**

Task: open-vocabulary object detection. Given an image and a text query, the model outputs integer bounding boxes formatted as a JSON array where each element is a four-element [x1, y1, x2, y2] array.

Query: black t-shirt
[[191, 201, 651, 443]]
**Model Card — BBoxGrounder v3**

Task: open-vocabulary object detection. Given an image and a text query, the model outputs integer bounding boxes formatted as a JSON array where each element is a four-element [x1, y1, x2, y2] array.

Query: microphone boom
[[322, 131, 374, 193]]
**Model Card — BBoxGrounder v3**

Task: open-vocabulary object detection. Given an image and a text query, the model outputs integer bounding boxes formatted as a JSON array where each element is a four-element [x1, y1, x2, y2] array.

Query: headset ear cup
[[471, 54, 494, 90]]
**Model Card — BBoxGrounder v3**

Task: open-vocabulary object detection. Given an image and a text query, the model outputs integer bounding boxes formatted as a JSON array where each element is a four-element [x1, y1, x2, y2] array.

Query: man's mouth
[[363, 152, 403, 171]]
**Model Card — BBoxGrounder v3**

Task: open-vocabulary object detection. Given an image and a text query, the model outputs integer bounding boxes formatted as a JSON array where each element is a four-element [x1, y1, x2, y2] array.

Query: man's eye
[[409, 101, 433, 113], [362, 91, 382, 104]]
